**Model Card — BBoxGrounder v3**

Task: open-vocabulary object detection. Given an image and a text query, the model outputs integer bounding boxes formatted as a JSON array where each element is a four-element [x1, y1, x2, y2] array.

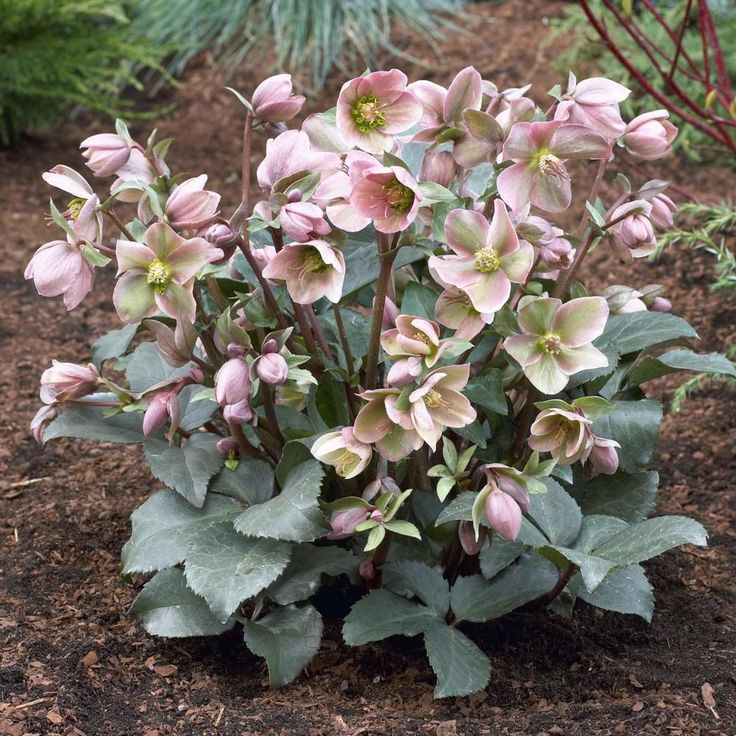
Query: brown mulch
[[1, 1, 734, 734]]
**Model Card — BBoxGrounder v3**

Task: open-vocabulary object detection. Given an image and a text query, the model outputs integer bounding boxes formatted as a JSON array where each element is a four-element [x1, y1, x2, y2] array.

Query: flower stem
[[365, 237, 397, 390], [103, 209, 135, 242], [332, 304, 355, 376]]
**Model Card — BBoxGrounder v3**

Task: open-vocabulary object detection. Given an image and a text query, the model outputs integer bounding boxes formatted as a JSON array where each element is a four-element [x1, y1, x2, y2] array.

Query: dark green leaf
[[45, 395, 144, 444], [383, 561, 450, 617], [464, 368, 507, 416], [92, 324, 139, 368], [570, 470, 658, 523], [401, 282, 439, 321], [578, 564, 654, 622], [629, 349, 736, 386], [596, 312, 697, 355], [209, 459, 275, 506], [527, 479, 582, 547]]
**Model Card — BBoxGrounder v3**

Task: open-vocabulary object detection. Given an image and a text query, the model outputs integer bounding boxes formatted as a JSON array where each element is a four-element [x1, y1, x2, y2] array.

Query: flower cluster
[[25, 68, 719, 699]]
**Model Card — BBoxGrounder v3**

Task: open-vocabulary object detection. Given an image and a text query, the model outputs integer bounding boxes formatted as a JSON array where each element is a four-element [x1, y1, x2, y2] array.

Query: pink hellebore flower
[[80, 133, 131, 177], [252, 74, 305, 123], [327, 507, 373, 540], [31, 404, 58, 444], [215, 357, 253, 424], [498, 121, 611, 213], [554, 75, 630, 139], [43, 164, 95, 200], [314, 151, 379, 232], [253, 198, 331, 243], [623, 110, 677, 161], [458, 521, 487, 556], [503, 296, 609, 395], [602, 285, 647, 315], [525, 215, 575, 271], [311, 427, 372, 479], [353, 388, 422, 462], [336, 69, 422, 153], [648, 191, 677, 229], [351, 165, 422, 233], [143, 388, 181, 437], [165, 175, 221, 231], [253, 339, 289, 385], [257, 130, 340, 192], [429, 200, 534, 315], [529, 407, 593, 465], [474, 465, 532, 542], [110, 148, 170, 204], [408, 365, 476, 451], [588, 435, 620, 476], [39, 361, 100, 403], [24, 195, 101, 310], [608, 200, 656, 259], [262, 240, 345, 304], [420, 150, 456, 188], [113, 223, 222, 323], [435, 287, 493, 340], [381, 315, 449, 386]]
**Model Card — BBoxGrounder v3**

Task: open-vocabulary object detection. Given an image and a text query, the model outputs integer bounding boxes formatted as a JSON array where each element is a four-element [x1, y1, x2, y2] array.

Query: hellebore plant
[[28, 70, 733, 699]]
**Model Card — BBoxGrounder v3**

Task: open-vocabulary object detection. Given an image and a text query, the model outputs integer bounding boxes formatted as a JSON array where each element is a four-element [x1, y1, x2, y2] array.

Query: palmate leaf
[[578, 564, 654, 622], [526, 479, 582, 547], [569, 469, 659, 523], [243, 603, 323, 687], [234, 459, 328, 542], [130, 568, 235, 638], [596, 311, 697, 355], [209, 458, 275, 505], [383, 561, 450, 617], [184, 524, 292, 621]]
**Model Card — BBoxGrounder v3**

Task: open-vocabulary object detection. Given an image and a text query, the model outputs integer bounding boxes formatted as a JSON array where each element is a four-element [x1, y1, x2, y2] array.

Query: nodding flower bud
[[227, 343, 247, 359], [79, 133, 131, 177], [587, 436, 620, 476], [255, 352, 289, 385], [223, 400, 253, 424], [252, 74, 305, 123], [188, 364, 205, 384], [380, 296, 399, 329], [215, 357, 251, 407], [420, 150, 455, 188], [484, 487, 523, 542], [458, 521, 487, 556], [326, 507, 372, 540], [650, 296, 672, 313], [204, 223, 238, 247], [142, 389, 181, 437], [216, 437, 240, 457], [39, 361, 100, 403], [608, 200, 656, 259], [359, 560, 377, 581], [623, 110, 677, 161]]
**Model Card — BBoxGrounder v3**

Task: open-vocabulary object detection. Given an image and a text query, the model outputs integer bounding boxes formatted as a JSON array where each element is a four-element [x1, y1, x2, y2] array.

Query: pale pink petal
[[42, 165, 92, 199], [554, 344, 609, 375], [113, 271, 156, 323], [443, 66, 482, 124], [485, 490, 522, 541], [532, 169, 572, 213], [429, 255, 482, 291], [407, 80, 447, 129], [354, 400, 392, 444], [487, 199, 518, 256], [464, 269, 511, 314], [167, 238, 221, 282], [518, 297, 560, 334], [499, 240, 534, 283], [504, 333, 542, 367], [573, 77, 630, 105], [552, 296, 609, 347], [382, 92, 423, 133], [525, 354, 568, 394], [444, 208, 489, 256], [116, 240, 155, 275], [497, 163, 536, 213], [549, 124, 612, 160], [155, 280, 197, 322]]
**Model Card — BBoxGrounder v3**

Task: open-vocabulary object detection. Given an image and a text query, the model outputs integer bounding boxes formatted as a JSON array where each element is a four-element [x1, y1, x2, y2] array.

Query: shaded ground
[[1, 1, 734, 734]]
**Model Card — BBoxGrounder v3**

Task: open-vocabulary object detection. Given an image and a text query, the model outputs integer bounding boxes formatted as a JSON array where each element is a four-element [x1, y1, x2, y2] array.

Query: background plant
[[131, 0, 463, 89], [550, 0, 736, 163]]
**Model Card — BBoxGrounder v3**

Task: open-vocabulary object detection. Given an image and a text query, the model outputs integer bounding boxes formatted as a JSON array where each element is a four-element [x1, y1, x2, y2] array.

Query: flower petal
[[518, 297, 560, 335], [555, 344, 609, 375], [552, 296, 609, 347], [524, 353, 569, 394], [113, 271, 156, 323], [444, 208, 489, 256]]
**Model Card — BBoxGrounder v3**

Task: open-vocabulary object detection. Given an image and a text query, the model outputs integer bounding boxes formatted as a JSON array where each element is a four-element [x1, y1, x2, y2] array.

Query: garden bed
[[1, 0, 734, 733]]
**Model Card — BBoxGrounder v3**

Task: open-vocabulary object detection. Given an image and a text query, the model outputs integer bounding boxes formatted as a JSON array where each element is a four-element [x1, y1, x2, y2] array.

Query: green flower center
[[425, 389, 443, 408], [351, 94, 386, 132], [303, 249, 330, 274], [413, 331, 431, 345], [65, 197, 86, 221], [335, 449, 359, 476], [533, 149, 563, 176], [146, 259, 172, 294], [539, 333, 562, 355], [474, 247, 500, 273], [383, 179, 414, 214]]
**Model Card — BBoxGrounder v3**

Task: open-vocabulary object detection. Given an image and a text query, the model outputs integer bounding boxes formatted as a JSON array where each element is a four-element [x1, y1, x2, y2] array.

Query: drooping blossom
[[165, 175, 220, 231], [326, 507, 373, 540], [602, 285, 647, 314], [143, 388, 181, 437], [251, 74, 305, 123], [588, 435, 620, 476], [252, 336, 289, 385], [407, 365, 476, 451], [350, 165, 423, 233], [262, 240, 345, 304], [39, 361, 100, 403], [113, 223, 222, 323], [275, 370, 317, 412], [524, 215, 575, 271], [648, 191, 678, 229], [253, 197, 331, 243], [607, 200, 656, 259], [215, 357, 252, 424], [420, 150, 456, 188], [554, 74, 630, 139], [529, 406, 594, 465], [472, 463, 532, 542], [311, 427, 373, 479], [429, 200, 534, 315], [203, 222, 238, 247], [25, 195, 101, 310], [503, 296, 609, 394], [80, 133, 131, 177], [435, 287, 493, 340], [498, 121, 611, 213], [623, 110, 677, 160], [336, 69, 422, 153], [314, 151, 380, 232], [380, 315, 451, 386], [458, 521, 486, 556], [256, 129, 340, 192], [353, 388, 422, 462]]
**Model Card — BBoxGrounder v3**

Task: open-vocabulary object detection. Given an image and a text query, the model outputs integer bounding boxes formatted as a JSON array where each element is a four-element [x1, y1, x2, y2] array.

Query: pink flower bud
[[327, 507, 371, 540], [651, 296, 672, 312], [216, 437, 240, 457], [623, 110, 677, 161], [31, 404, 58, 443], [143, 390, 180, 436], [165, 175, 221, 230], [381, 296, 399, 329], [252, 74, 305, 123], [649, 193, 677, 229], [609, 200, 656, 259], [188, 365, 205, 384], [458, 521, 487, 556], [485, 488, 522, 542], [80, 133, 131, 177], [223, 399, 253, 424], [588, 436, 619, 476], [256, 352, 289, 385], [369, 509, 385, 523], [227, 343, 246, 358], [215, 358, 251, 406], [204, 223, 238, 246], [359, 560, 377, 581], [420, 150, 455, 188], [40, 361, 99, 403]]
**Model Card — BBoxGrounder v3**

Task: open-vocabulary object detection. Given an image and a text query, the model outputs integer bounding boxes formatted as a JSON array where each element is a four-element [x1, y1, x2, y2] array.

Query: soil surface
[[1, 1, 735, 734]]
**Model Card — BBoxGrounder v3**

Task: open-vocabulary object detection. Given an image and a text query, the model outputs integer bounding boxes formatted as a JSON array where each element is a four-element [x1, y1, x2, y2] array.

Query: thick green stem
[[364, 245, 398, 390]]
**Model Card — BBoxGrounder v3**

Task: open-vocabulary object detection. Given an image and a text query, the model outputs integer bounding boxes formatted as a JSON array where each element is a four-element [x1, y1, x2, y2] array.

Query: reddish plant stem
[[698, 0, 735, 98], [292, 303, 318, 356], [306, 306, 334, 361], [103, 209, 135, 242], [260, 383, 284, 448], [545, 563, 578, 603], [332, 304, 356, 376]]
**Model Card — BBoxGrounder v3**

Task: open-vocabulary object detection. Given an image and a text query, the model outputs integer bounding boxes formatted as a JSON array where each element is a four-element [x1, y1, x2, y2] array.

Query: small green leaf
[[364, 524, 386, 551], [225, 86, 254, 112]]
